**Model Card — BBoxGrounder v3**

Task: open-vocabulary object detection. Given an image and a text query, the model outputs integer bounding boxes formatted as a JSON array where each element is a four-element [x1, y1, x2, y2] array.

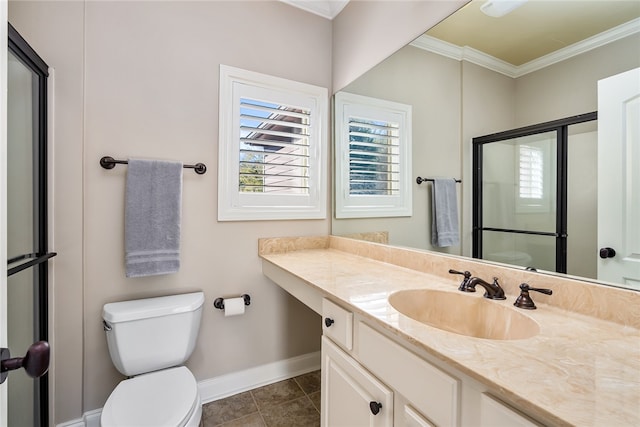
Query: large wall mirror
[[332, 0, 640, 290]]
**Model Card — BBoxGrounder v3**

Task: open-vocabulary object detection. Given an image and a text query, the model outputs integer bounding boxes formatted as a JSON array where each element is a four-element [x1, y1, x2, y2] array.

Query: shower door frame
[[7, 23, 52, 427], [472, 112, 597, 274]]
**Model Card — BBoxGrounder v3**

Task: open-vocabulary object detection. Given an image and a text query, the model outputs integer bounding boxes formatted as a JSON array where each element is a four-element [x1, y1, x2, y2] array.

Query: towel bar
[[416, 176, 461, 184], [100, 156, 207, 175]]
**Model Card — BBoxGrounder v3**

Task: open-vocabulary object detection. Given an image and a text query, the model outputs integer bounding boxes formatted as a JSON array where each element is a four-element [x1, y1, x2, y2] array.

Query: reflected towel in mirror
[[431, 178, 459, 247]]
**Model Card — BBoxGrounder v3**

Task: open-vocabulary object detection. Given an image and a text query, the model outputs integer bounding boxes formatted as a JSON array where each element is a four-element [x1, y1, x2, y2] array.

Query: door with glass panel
[[3, 24, 54, 427], [473, 113, 596, 274]]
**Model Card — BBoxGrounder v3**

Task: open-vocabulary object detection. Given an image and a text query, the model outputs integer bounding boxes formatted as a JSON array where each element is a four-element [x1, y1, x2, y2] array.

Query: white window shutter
[[218, 65, 327, 221], [334, 92, 412, 218]]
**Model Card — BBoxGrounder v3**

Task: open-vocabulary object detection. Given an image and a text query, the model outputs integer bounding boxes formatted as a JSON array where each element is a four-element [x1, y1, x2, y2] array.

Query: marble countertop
[[259, 236, 640, 427]]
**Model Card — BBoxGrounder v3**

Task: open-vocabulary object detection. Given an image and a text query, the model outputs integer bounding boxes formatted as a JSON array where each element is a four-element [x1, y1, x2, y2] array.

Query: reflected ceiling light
[[480, 0, 528, 17]]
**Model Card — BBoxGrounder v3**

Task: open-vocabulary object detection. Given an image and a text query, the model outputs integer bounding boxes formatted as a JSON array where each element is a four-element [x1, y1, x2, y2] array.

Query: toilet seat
[[101, 366, 200, 427]]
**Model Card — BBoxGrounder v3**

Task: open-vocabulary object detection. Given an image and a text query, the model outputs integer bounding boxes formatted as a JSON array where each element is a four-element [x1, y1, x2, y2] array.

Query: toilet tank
[[102, 292, 204, 376]]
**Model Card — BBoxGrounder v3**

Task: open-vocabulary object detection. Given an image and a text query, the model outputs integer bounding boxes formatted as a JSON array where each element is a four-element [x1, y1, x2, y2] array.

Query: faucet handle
[[448, 269, 472, 291], [488, 277, 506, 300], [514, 283, 553, 310], [448, 269, 471, 278]]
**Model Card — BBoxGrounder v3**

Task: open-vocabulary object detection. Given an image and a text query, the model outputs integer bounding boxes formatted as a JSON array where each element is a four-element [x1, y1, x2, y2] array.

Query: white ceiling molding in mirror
[[413, 18, 640, 78], [425, 0, 640, 67]]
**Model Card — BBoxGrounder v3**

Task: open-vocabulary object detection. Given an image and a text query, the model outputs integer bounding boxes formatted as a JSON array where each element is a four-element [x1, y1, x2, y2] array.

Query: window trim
[[218, 65, 328, 221], [334, 92, 412, 218]]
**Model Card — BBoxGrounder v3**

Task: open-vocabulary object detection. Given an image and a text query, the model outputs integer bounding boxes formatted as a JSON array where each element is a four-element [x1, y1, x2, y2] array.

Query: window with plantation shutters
[[239, 98, 311, 194], [516, 138, 553, 213], [348, 118, 400, 196], [335, 92, 412, 218], [518, 145, 544, 200], [218, 65, 327, 220]]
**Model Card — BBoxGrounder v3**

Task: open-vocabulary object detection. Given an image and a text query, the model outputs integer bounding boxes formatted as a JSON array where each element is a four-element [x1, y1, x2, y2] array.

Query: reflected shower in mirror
[[472, 113, 598, 280], [331, 0, 640, 290]]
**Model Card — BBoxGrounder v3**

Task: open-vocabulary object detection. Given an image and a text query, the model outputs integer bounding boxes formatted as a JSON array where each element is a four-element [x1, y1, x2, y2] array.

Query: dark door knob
[[599, 247, 616, 259], [369, 401, 383, 415], [0, 341, 50, 384], [324, 317, 334, 327]]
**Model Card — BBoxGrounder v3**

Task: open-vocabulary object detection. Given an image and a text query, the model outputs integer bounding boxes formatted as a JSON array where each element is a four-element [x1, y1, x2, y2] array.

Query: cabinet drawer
[[322, 298, 353, 350], [480, 394, 541, 427], [322, 336, 393, 426], [358, 323, 459, 427]]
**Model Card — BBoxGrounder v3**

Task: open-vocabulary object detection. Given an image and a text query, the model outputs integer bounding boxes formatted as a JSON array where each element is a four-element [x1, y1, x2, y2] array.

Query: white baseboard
[[56, 408, 101, 427], [56, 351, 321, 427], [198, 350, 321, 404]]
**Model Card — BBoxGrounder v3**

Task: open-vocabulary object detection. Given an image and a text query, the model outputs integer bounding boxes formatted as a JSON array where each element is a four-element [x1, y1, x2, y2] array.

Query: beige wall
[[333, 46, 463, 252], [10, 0, 331, 422], [333, 46, 516, 254], [332, 0, 467, 92], [460, 62, 516, 256], [515, 34, 640, 127], [567, 127, 598, 279]]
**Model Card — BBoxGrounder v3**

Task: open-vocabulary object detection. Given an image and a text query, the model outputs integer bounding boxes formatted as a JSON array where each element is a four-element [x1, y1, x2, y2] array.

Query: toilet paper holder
[[213, 294, 251, 310]]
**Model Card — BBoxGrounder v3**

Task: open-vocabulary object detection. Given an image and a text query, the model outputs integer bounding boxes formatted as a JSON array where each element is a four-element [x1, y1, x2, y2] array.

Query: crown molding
[[279, 0, 350, 20], [411, 18, 640, 78]]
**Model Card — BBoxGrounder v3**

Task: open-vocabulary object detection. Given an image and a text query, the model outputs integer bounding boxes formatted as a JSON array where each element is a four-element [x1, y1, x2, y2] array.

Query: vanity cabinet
[[358, 323, 459, 426], [320, 298, 542, 427], [322, 336, 394, 426], [321, 299, 445, 426]]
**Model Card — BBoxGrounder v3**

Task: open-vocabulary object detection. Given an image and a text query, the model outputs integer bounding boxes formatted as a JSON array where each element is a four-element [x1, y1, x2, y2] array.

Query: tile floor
[[201, 370, 321, 427]]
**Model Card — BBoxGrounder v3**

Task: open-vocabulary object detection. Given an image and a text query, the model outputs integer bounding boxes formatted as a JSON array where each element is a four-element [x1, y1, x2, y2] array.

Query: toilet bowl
[[100, 366, 202, 427], [101, 367, 202, 427], [100, 292, 204, 427]]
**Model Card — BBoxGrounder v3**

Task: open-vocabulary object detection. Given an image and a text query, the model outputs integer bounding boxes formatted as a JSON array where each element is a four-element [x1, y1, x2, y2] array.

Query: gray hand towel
[[431, 178, 460, 247], [125, 159, 183, 278]]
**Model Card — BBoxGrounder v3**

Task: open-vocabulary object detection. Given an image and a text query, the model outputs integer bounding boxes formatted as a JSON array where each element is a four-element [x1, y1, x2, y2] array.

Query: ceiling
[[279, 0, 639, 66], [426, 0, 640, 66]]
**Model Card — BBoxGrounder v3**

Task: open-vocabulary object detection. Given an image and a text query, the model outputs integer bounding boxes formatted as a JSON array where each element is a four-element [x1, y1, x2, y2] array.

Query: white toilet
[[100, 292, 205, 427]]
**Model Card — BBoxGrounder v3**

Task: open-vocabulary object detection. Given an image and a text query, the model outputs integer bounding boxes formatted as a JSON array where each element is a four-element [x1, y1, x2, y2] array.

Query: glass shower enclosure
[[472, 113, 597, 275]]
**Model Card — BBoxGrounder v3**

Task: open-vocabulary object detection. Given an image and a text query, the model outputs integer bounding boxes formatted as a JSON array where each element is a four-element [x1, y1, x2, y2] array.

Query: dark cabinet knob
[[369, 401, 382, 415], [599, 247, 616, 259], [1, 341, 50, 384], [324, 317, 334, 327]]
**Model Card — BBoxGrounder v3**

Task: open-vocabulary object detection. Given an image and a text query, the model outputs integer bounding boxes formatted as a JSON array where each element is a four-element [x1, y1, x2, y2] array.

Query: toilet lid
[[101, 366, 199, 427]]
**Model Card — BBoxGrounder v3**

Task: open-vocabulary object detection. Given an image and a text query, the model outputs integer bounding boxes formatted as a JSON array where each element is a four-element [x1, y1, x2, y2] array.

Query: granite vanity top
[[259, 236, 640, 427]]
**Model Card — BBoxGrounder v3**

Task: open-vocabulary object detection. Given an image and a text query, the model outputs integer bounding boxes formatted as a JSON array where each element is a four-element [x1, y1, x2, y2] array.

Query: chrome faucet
[[462, 276, 506, 300]]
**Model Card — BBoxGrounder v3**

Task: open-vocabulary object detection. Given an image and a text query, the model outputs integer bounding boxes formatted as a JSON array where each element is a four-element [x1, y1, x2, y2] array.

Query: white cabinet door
[[597, 67, 640, 288], [358, 323, 459, 427], [404, 405, 435, 427], [321, 336, 393, 427]]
